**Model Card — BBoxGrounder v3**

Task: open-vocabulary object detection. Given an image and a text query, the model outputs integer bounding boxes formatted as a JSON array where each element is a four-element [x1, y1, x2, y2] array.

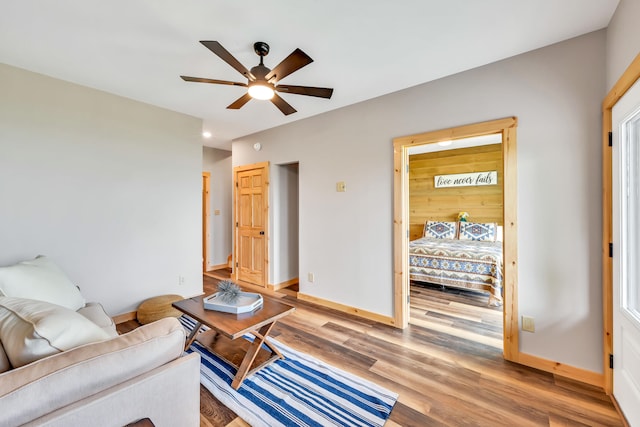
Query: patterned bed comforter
[[409, 237, 503, 304]]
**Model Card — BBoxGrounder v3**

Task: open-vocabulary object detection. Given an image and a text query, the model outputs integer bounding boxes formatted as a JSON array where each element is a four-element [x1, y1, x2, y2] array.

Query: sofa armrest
[[0, 317, 186, 426], [25, 353, 201, 427]]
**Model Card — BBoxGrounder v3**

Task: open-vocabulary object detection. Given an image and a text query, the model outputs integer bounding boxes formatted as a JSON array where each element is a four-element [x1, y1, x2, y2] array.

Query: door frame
[[202, 172, 211, 272], [393, 117, 519, 361], [602, 51, 640, 395], [233, 161, 270, 287]]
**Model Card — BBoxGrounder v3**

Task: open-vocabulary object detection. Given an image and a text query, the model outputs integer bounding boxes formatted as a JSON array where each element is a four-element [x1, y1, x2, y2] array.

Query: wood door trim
[[202, 172, 211, 272], [602, 51, 640, 395], [393, 117, 519, 362], [233, 161, 270, 287]]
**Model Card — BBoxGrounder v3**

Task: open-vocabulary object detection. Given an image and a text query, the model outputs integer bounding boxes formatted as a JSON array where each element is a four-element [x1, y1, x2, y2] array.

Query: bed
[[409, 221, 504, 305]]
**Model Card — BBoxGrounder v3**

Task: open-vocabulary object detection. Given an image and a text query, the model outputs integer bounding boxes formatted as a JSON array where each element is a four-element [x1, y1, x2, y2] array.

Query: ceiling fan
[[181, 41, 334, 116]]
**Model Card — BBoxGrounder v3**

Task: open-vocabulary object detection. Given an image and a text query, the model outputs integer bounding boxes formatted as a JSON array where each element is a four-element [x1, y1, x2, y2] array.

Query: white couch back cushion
[[0, 256, 85, 311]]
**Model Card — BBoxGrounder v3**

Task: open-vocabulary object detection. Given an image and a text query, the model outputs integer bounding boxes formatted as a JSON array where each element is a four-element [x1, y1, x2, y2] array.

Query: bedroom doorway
[[393, 117, 519, 362], [407, 135, 505, 350]]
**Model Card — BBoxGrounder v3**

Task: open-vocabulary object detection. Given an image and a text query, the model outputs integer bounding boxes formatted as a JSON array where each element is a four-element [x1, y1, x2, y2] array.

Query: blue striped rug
[[179, 315, 398, 427]]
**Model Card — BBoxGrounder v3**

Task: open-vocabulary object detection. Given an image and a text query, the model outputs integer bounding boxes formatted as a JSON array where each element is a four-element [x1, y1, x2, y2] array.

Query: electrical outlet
[[178, 275, 185, 286], [308, 272, 314, 283], [522, 315, 535, 332], [336, 182, 346, 192]]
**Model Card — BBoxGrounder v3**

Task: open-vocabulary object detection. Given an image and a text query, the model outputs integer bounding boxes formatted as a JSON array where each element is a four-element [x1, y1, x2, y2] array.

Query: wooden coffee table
[[172, 294, 295, 390]]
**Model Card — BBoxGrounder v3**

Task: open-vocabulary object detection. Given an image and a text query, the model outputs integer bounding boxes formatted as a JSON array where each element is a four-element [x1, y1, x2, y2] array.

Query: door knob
[[259, 231, 265, 235]]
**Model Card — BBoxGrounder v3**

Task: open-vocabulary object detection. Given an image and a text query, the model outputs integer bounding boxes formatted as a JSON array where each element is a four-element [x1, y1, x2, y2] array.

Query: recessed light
[[438, 140, 453, 147], [202, 131, 212, 138]]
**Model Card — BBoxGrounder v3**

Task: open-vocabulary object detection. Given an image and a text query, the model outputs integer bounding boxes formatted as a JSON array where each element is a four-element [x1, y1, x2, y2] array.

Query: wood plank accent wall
[[409, 144, 503, 240]]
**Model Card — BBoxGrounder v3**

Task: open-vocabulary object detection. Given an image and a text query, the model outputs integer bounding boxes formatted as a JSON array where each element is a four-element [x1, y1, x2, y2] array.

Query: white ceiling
[[0, 1, 619, 150]]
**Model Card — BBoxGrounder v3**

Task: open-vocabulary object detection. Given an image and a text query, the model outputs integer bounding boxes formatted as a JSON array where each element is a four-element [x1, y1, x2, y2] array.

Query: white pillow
[[0, 256, 85, 311], [0, 297, 110, 368]]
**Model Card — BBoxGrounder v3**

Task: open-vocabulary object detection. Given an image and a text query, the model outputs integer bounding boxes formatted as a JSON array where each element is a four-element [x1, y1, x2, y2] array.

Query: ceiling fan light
[[248, 83, 275, 100]]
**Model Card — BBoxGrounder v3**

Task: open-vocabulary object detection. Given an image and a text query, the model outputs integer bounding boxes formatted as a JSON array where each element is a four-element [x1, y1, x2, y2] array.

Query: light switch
[[214, 209, 221, 216], [336, 182, 346, 192]]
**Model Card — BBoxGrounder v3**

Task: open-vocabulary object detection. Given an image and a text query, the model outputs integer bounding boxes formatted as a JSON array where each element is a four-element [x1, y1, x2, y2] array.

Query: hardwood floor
[[410, 282, 503, 350], [118, 273, 622, 426]]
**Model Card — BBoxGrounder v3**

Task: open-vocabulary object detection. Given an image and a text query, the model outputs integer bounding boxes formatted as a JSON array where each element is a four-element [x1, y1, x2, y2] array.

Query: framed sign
[[434, 171, 498, 188]]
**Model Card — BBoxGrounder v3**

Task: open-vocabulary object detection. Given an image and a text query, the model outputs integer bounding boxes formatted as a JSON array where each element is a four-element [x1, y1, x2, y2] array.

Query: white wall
[[0, 63, 203, 315], [606, 0, 640, 90], [233, 31, 606, 373], [202, 147, 233, 268], [272, 163, 299, 285]]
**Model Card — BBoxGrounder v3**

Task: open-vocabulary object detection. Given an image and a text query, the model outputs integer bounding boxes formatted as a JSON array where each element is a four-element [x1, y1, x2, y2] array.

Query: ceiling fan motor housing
[[250, 64, 271, 81]]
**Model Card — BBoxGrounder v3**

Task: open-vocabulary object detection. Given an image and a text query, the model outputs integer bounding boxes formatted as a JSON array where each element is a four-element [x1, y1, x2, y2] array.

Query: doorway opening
[[407, 134, 504, 350], [270, 162, 300, 291], [393, 117, 519, 362]]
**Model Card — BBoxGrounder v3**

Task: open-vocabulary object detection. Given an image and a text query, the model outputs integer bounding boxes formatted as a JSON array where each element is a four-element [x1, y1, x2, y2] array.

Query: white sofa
[[0, 257, 200, 426]]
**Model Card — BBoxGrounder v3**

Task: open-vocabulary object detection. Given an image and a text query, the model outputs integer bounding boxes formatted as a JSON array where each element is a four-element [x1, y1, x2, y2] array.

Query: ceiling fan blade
[[180, 76, 248, 87], [200, 41, 255, 80], [271, 93, 297, 115], [227, 93, 252, 110], [265, 48, 313, 83], [276, 84, 333, 99]]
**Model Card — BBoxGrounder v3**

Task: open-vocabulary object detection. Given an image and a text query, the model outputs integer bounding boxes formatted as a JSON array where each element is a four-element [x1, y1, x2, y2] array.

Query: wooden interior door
[[234, 162, 268, 286]]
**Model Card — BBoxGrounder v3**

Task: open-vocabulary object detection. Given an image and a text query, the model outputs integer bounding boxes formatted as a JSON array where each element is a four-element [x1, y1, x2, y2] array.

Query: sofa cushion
[[0, 340, 10, 373], [0, 317, 186, 426], [0, 297, 111, 368], [0, 256, 85, 311]]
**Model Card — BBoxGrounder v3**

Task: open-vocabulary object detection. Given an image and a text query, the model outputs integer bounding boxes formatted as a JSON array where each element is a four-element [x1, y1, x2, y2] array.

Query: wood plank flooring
[[410, 282, 503, 350], [118, 273, 622, 426]]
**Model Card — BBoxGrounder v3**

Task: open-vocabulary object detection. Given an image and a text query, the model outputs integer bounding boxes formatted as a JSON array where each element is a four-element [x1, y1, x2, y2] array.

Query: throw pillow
[[0, 297, 111, 368], [424, 221, 457, 239], [458, 222, 497, 241], [0, 256, 85, 311]]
